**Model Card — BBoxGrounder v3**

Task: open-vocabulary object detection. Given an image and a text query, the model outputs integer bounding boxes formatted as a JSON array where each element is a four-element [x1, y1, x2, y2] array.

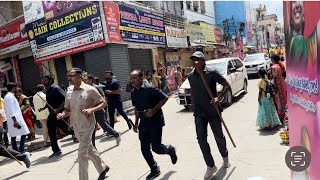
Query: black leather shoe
[[146, 168, 161, 180], [97, 166, 110, 180], [169, 146, 177, 164]]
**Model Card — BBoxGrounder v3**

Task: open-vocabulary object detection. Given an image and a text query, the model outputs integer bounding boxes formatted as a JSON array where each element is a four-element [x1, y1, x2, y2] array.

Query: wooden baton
[[194, 62, 236, 148], [0, 144, 23, 165]]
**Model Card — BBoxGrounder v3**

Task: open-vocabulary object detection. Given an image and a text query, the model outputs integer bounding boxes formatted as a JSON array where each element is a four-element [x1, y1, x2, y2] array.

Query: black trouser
[[195, 116, 228, 167], [11, 135, 27, 153], [139, 126, 172, 172], [2, 121, 9, 145], [92, 112, 119, 148], [47, 114, 73, 153], [0, 144, 26, 161], [108, 101, 131, 128]]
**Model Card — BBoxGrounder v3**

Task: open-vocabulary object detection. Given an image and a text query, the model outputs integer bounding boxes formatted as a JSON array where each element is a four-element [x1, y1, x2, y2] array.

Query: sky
[[249, 1, 284, 24]]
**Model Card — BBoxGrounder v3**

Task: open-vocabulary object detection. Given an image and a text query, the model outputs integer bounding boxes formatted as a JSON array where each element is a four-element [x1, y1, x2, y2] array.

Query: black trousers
[[47, 114, 73, 153], [195, 116, 228, 167], [0, 144, 26, 161], [139, 126, 171, 172], [2, 121, 9, 145], [108, 101, 131, 128]]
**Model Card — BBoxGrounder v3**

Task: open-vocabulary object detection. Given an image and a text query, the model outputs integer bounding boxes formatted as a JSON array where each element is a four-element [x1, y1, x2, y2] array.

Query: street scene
[[0, 1, 319, 180]]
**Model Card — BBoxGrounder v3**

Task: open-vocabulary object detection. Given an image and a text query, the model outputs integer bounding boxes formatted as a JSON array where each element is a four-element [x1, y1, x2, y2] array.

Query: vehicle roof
[[246, 53, 265, 56], [206, 58, 237, 64]]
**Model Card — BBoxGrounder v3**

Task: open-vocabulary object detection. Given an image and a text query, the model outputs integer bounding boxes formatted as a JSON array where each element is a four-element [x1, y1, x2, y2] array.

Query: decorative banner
[[214, 26, 223, 44], [103, 2, 165, 45], [186, 23, 204, 42], [0, 18, 29, 55], [165, 26, 188, 48], [284, 1, 320, 180], [25, 2, 106, 63], [199, 22, 215, 42], [165, 52, 180, 91]]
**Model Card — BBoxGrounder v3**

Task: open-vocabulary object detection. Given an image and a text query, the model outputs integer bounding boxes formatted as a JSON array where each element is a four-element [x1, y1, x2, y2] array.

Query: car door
[[231, 59, 243, 92], [227, 60, 237, 95]]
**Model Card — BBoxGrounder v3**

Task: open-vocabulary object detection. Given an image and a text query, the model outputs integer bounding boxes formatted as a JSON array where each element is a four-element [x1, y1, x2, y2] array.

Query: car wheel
[[225, 90, 233, 106], [243, 80, 248, 94]]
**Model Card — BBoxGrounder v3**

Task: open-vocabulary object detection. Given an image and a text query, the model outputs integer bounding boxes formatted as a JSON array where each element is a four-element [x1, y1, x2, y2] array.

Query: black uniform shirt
[[46, 85, 66, 114]]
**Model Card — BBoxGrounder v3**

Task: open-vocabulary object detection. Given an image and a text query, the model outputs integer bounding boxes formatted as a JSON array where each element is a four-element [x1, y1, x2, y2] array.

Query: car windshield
[[244, 54, 265, 62], [206, 62, 226, 75]]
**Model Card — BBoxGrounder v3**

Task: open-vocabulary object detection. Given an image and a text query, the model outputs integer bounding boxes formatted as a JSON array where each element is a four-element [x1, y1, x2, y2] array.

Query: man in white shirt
[[33, 84, 50, 146], [4, 82, 29, 153]]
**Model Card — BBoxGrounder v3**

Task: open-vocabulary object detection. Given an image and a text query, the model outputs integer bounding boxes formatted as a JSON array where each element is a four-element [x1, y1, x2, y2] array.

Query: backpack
[[264, 80, 277, 98]]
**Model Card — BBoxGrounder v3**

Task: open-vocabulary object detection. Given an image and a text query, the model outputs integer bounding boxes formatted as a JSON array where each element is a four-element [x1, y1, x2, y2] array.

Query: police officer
[[130, 70, 177, 180], [188, 51, 231, 180]]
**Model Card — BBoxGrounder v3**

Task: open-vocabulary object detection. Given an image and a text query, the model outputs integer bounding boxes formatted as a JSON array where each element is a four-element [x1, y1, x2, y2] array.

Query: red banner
[[0, 18, 29, 55], [214, 27, 223, 44], [103, 1, 122, 42]]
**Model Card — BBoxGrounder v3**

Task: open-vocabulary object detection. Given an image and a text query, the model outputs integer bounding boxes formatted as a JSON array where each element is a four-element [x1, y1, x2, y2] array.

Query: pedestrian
[[152, 70, 161, 88], [93, 76, 104, 88], [159, 69, 170, 95], [4, 82, 29, 153], [39, 75, 74, 158], [175, 66, 183, 87], [256, 68, 282, 129], [182, 68, 187, 82], [130, 70, 177, 180], [145, 70, 152, 84], [104, 71, 133, 129], [188, 51, 231, 180], [57, 68, 109, 180], [83, 74, 121, 147], [33, 84, 50, 146], [270, 54, 287, 122], [0, 90, 9, 147], [16, 88, 36, 141], [0, 126, 31, 168]]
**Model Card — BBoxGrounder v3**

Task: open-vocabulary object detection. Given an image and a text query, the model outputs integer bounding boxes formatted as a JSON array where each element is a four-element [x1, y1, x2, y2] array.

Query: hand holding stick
[[194, 62, 236, 148], [36, 94, 71, 128]]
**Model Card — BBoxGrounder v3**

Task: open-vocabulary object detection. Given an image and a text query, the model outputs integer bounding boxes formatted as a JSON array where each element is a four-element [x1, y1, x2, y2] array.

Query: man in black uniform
[[188, 51, 231, 180], [104, 71, 133, 129], [39, 75, 73, 158], [83, 74, 121, 147], [130, 70, 177, 180]]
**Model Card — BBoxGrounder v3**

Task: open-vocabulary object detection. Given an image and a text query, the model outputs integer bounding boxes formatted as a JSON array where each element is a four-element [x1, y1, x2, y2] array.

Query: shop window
[[186, 1, 191, 10], [193, 1, 199, 12], [200, 1, 205, 14]]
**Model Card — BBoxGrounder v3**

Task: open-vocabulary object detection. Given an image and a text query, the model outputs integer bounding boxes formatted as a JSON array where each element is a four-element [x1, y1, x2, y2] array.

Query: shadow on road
[[211, 166, 236, 180], [159, 170, 177, 180], [31, 148, 78, 167], [3, 170, 28, 180], [99, 145, 118, 155], [61, 141, 78, 147], [258, 126, 281, 136]]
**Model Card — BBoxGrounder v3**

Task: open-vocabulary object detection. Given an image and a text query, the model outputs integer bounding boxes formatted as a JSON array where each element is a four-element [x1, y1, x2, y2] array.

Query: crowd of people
[[0, 51, 234, 180], [256, 53, 287, 130]]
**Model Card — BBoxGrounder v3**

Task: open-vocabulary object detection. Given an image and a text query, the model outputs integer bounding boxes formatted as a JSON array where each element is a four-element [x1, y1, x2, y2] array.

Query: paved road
[[0, 78, 290, 180]]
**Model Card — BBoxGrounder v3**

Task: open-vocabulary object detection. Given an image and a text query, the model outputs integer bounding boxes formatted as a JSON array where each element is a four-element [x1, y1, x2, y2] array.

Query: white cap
[[190, 51, 205, 60]]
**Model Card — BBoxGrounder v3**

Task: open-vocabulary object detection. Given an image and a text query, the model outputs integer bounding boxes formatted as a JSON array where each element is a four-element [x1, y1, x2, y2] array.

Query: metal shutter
[[128, 48, 152, 73], [84, 46, 111, 82], [109, 44, 131, 101], [18, 56, 41, 95], [72, 52, 87, 72], [55, 57, 68, 87]]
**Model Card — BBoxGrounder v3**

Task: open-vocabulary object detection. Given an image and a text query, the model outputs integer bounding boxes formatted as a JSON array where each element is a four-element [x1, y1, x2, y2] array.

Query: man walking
[[188, 51, 231, 180], [39, 75, 73, 158], [4, 83, 29, 153], [33, 84, 50, 146], [83, 74, 121, 146], [104, 71, 133, 129], [0, 126, 31, 168], [130, 70, 177, 180], [57, 68, 109, 180]]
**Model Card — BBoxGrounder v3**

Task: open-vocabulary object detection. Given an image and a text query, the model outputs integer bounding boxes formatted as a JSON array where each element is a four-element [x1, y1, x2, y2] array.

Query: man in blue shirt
[[130, 70, 177, 180], [104, 71, 133, 129]]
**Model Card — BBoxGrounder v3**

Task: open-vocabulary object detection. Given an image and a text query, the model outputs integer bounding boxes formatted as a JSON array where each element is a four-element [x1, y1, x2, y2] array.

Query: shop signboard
[[0, 18, 29, 56], [199, 22, 215, 43], [25, 2, 105, 63], [185, 23, 204, 42], [165, 26, 188, 48], [283, 1, 320, 179], [103, 1, 165, 45]]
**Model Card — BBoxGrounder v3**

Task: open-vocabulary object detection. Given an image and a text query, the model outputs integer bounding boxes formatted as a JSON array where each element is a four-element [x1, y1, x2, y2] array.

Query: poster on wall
[[165, 52, 180, 91], [214, 26, 223, 44], [103, 2, 165, 45], [25, 2, 106, 63], [199, 22, 215, 43], [186, 23, 205, 43], [165, 26, 188, 48], [0, 18, 29, 56], [283, 1, 320, 180]]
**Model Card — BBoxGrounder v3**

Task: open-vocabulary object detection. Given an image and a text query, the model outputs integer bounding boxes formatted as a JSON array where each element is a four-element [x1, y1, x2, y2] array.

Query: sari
[[19, 95, 35, 130], [271, 64, 287, 121]]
